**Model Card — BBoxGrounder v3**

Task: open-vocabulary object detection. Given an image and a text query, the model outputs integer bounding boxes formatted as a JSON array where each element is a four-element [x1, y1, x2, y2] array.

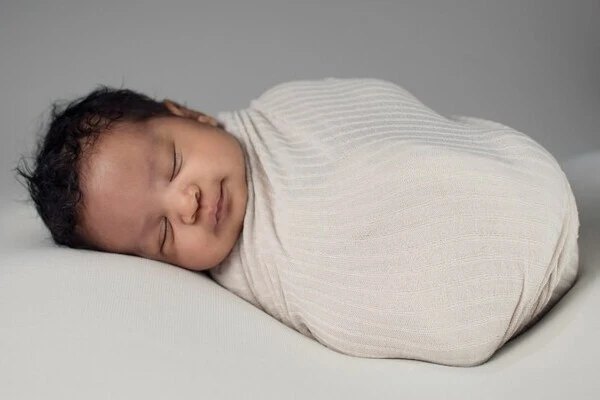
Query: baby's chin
[[174, 246, 233, 272]]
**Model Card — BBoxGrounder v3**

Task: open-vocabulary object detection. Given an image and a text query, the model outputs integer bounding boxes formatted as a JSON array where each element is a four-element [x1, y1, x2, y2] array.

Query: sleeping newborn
[[18, 78, 580, 367]]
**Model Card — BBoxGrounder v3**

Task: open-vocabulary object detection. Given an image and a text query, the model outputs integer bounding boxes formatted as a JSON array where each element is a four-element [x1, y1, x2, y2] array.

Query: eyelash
[[161, 147, 181, 253], [169, 148, 180, 182]]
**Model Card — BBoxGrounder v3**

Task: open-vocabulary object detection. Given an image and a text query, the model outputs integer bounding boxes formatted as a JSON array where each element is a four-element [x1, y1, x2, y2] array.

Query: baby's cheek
[[174, 231, 218, 271]]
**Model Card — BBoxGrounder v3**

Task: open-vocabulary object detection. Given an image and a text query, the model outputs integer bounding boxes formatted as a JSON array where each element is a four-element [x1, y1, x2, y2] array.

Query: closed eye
[[160, 217, 169, 253], [169, 142, 177, 181], [161, 141, 179, 254]]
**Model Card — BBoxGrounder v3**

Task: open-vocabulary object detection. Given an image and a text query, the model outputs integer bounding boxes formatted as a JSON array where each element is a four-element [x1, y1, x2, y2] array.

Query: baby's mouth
[[215, 181, 224, 224]]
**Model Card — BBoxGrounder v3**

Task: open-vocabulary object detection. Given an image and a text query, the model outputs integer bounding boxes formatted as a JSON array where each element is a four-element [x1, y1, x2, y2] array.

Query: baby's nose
[[181, 186, 200, 224]]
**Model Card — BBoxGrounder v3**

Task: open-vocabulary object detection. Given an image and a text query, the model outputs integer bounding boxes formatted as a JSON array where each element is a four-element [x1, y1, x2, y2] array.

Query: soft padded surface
[[1, 151, 598, 398]]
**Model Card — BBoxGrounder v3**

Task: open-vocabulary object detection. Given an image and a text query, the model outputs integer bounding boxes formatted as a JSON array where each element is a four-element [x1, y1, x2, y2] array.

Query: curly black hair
[[15, 86, 173, 249]]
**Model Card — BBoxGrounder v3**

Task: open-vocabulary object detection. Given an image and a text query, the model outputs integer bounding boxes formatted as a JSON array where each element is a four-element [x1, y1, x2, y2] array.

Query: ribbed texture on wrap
[[209, 78, 579, 366]]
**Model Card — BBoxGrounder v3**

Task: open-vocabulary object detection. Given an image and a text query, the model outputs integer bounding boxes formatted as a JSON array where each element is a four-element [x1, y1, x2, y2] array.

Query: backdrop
[[1, 0, 599, 206], [1, 1, 599, 399]]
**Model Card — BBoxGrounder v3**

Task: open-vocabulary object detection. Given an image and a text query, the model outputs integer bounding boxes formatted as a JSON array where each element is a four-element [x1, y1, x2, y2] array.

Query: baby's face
[[78, 103, 248, 271]]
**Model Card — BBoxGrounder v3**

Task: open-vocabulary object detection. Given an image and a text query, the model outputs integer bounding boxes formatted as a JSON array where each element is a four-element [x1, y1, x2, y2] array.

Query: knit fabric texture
[[208, 78, 579, 366]]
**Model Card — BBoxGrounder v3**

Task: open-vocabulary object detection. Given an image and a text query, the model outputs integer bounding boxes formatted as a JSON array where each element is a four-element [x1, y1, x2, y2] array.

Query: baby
[[18, 78, 579, 366], [18, 88, 248, 271]]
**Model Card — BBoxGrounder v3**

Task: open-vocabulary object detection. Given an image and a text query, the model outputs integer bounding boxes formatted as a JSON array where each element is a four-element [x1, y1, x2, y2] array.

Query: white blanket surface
[[208, 78, 579, 366]]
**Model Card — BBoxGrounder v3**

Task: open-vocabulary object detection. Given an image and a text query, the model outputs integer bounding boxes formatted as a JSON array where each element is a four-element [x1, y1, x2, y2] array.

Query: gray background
[[1, 1, 599, 398], [1, 0, 599, 206]]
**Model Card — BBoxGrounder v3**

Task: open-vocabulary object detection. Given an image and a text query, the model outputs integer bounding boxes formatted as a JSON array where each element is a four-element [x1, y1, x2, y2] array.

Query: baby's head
[[17, 87, 248, 271]]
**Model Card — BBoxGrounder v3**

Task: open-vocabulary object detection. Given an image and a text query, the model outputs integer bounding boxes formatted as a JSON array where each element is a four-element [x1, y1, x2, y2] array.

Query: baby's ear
[[162, 99, 218, 127], [162, 99, 188, 117]]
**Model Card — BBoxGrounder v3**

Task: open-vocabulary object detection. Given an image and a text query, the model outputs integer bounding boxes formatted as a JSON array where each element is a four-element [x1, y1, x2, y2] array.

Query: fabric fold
[[208, 78, 579, 366]]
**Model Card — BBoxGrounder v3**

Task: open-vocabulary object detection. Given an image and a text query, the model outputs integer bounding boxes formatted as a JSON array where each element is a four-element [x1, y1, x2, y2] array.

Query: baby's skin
[[78, 100, 248, 271]]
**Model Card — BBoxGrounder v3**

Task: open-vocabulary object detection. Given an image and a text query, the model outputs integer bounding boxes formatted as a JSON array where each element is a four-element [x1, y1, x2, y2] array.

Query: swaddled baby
[[18, 78, 579, 367]]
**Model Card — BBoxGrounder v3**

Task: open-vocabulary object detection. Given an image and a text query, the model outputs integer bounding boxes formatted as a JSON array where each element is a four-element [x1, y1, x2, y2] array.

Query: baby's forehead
[[83, 120, 154, 160], [79, 125, 149, 185], [77, 123, 158, 254], [79, 117, 181, 200]]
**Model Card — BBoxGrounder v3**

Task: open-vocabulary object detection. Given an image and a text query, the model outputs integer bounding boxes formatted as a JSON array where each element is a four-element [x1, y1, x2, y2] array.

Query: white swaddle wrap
[[208, 78, 579, 367]]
